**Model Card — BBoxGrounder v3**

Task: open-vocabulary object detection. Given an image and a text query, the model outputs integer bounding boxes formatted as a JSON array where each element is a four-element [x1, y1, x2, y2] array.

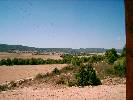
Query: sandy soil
[[0, 84, 126, 100], [0, 52, 62, 60], [0, 64, 67, 84], [0, 62, 126, 100]]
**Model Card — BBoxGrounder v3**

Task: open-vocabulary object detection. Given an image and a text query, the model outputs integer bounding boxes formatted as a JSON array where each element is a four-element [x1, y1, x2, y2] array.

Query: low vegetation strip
[[0, 48, 124, 66], [0, 54, 104, 66]]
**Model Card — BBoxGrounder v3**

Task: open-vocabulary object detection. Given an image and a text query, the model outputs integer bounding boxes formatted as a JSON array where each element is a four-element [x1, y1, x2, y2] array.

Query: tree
[[6, 58, 13, 66], [105, 48, 118, 64], [76, 64, 101, 86]]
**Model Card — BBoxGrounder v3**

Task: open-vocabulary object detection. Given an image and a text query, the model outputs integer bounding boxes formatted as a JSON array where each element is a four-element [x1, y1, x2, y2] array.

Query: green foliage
[[105, 57, 126, 77], [9, 81, 17, 89], [76, 64, 101, 86], [68, 80, 77, 87], [105, 48, 118, 64], [0, 53, 105, 66], [52, 67, 60, 75], [0, 84, 8, 92], [61, 65, 74, 73], [71, 57, 81, 66], [114, 57, 126, 77], [0, 58, 66, 66]]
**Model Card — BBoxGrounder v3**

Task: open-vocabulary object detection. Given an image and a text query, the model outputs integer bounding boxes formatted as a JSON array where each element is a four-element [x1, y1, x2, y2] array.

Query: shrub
[[105, 68, 115, 76], [52, 67, 60, 75], [0, 84, 8, 92], [56, 77, 65, 84], [114, 64, 125, 77], [35, 73, 44, 79], [114, 57, 126, 77], [76, 64, 101, 86], [9, 81, 17, 89], [61, 65, 74, 73], [105, 48, 118, 64], [68, 80, 77, 87]]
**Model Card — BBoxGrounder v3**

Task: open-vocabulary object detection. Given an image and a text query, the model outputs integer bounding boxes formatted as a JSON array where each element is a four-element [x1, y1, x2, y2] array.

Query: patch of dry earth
[[0, 84, 125, 100]]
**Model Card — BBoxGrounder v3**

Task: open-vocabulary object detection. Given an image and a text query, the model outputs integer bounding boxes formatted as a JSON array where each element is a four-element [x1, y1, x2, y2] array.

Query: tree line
[[0, 48, 123, 66], [0, 55, 105, 66]]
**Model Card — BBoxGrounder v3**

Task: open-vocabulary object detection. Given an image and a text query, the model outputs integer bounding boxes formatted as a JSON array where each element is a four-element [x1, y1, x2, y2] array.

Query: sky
[[0, 0, 125, 49]]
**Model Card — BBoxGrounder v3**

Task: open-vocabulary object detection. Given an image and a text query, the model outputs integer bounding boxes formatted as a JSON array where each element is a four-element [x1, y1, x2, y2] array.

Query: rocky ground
[[0, 64, 126, 100], [0, 83, 125, 100]]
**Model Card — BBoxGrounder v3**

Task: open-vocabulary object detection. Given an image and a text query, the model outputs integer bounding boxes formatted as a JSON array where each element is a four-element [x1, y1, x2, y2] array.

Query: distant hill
[[0, 43, 122, 53], [0, 44, 36, 52]]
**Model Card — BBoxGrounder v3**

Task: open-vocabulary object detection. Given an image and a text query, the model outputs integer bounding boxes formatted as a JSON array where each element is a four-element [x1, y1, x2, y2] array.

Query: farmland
[[0, 52, 62, 60], [0, 64, 67, 84], [0, 48, 126, 100]]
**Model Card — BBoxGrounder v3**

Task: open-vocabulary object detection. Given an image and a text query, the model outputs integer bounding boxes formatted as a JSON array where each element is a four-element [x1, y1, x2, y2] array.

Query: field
[[0, 51, 126, 100], [0, 63, 126, 100], [0, 52, 62, 60], [0, 64, 67, 84]]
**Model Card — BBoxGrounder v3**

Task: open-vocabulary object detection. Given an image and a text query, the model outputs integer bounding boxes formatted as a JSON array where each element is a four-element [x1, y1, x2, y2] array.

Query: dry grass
[[92, 62, 114, 79]]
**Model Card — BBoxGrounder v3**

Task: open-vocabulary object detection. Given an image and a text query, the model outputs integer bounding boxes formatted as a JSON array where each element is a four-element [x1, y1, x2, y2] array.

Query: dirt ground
[[0, 64, 126, 100], [0, 84, 126, 100], [0, 63, 126, 100], [0, 52, 62, 60], [0, 64, 67, 84]]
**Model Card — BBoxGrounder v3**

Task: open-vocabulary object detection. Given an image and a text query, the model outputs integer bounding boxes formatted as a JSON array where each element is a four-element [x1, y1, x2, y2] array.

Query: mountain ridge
[[0, 43, 122, 53]]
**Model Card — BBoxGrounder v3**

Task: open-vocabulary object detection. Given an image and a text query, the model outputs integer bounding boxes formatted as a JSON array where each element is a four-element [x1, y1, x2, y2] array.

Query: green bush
[[61, 65, 74, 73], [105, 48, 118, 64], [52, 67, 60, 75], [76, 64, 101, 86], [114, 57, 126, 77], [0, 84, 8, 92], [68, 80, 77, 87], [114, 64, 125, 77], [9, 81, 17, 89]]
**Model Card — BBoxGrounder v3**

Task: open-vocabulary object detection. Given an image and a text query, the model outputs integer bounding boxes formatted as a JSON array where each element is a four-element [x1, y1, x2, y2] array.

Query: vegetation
[[113, 57, 126, 77], [105, 48, 118, 64], [76, 64, 101, 86], [0, 84, 8, 92], [0, 47, 126, 92], [104, 47, 126, 77], [0, 54, 104, 66], [52, 67, 61, 75], [0, 58, 63, 65], [34, 64, 101, 87]]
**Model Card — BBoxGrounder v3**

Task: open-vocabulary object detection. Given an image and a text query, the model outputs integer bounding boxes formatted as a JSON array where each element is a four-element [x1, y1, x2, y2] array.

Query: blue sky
[[0, 0, 125, 49]]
